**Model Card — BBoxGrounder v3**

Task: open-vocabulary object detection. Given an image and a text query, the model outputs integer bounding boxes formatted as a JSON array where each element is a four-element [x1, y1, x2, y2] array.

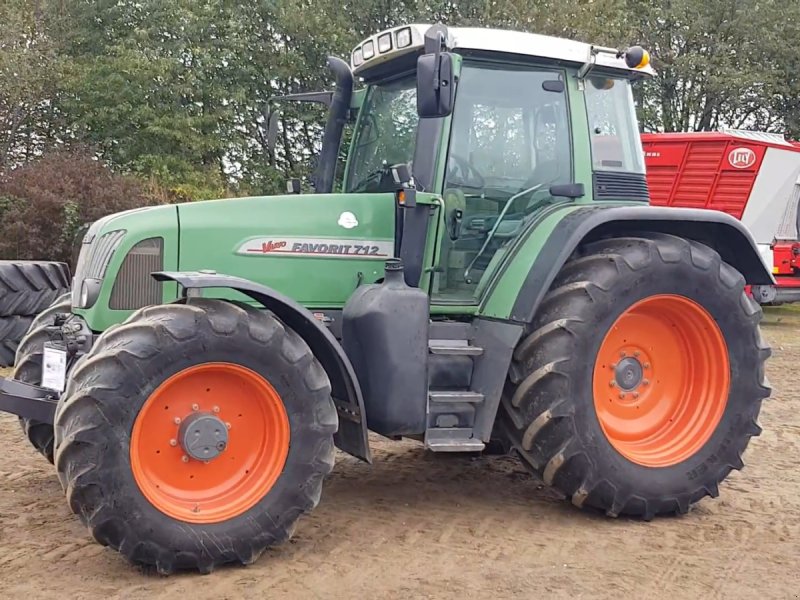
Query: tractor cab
[[326, 24, 654, 301]]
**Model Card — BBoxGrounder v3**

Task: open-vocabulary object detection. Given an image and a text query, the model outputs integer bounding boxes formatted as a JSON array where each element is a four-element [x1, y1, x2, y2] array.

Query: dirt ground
[[1, 309, 799, 600]]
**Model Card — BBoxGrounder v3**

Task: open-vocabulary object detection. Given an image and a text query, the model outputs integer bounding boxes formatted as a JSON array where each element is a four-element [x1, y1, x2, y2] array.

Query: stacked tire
[[0, 262, 71, 367]]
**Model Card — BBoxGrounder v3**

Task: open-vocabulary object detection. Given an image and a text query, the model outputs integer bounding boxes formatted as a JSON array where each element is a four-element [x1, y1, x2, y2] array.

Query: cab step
[[428, 339, 484, 356], [425, 428, 485, 452], [428, 390, 484, 404]]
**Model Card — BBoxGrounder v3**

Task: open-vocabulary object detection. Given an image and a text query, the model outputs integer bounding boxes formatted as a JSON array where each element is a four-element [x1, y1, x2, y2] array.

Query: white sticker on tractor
[[238, 237, 393, 259], [338, 211, 359, 229], [41, 343, 67, 392], [728, 147, 756, 169]]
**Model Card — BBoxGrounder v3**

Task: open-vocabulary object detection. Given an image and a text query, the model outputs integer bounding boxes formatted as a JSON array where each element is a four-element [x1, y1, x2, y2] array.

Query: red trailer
[[642, 130, 800, 304]]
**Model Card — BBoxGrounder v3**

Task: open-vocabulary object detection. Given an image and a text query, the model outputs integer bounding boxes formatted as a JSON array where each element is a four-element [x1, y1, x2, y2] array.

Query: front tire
[[54, 299, 337, 573], [498, 234, 771, 519]]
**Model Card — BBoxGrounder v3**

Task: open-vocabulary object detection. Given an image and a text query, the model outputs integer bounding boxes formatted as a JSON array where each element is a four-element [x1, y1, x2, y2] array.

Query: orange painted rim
[[592, 295, 730, 468], [130, 363, 290, 523]]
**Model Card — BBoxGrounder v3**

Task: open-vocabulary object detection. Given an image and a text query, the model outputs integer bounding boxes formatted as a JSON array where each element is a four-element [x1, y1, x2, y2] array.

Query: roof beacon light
[[352, 47, 364, 67], [624, 46, 651, 70]]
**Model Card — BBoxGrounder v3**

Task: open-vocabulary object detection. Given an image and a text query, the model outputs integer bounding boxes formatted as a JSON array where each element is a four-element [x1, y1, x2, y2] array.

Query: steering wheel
[[448, 154, 485, 189]]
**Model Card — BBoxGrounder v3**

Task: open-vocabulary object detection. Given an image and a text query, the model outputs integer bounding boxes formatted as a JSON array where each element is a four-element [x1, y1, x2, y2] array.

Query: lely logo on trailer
[[238, 237, 393, 259], [728, 147, 757, 169]]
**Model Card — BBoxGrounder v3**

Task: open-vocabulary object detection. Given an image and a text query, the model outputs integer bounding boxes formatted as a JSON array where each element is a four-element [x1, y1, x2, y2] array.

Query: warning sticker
[[237, 237, 394, 259]]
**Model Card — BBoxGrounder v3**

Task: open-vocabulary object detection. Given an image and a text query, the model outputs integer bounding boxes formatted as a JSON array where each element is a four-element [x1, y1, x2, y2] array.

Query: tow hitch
[[0, 378, 58, 424]]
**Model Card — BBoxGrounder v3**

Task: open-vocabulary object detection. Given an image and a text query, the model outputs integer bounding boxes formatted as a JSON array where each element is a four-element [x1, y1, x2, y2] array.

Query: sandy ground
[[1, 309, 799, 600]]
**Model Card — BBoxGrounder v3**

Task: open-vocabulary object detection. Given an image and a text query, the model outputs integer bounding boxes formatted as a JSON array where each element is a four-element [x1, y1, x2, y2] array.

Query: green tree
[[0, 0, 61, 171]]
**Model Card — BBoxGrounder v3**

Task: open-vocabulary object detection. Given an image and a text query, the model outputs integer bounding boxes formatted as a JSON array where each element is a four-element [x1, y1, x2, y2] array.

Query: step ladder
[[425, 337, 486, 452]]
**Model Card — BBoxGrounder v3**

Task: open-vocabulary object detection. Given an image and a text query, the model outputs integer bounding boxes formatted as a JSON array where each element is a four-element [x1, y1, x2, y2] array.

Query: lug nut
[[212, 406, 220, 413], [643, 363, 651, 369], [173, 417, 181, 425], [191, 403, 199, 411], [181, 455, 189, 463], [642, 379, 650, 386], [618, 393, 625, 399], [632, 392, 640, 399], [609, 380, 616, 388], [620, 351, 626, 357], [633, 351, 640, 357], [169, 439, 177, 447], [225, 422, 232, 430]]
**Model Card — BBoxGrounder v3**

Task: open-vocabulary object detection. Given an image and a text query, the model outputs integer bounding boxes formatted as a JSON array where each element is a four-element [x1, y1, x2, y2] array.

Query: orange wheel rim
[[130, 363, 290, 523], [592, 295, 730, 468]]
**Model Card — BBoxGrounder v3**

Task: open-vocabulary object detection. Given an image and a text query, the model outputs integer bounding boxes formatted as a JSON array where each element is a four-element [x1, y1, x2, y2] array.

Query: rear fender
[[486, 205, 774, 324], [153, 271, 371, 463]]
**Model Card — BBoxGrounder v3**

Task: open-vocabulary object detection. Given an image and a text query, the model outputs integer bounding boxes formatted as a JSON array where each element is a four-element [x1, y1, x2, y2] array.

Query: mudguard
[[491, 205, 774, 324], [152, 271, 371, 463]]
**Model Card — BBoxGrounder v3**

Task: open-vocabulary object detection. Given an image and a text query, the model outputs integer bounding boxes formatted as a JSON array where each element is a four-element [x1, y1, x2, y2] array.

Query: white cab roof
[[351, 24, 655, 77]]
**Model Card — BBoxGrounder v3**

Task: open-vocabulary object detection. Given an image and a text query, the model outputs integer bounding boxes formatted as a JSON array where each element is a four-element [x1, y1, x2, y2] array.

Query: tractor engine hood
[[175, 192, 397, 307]]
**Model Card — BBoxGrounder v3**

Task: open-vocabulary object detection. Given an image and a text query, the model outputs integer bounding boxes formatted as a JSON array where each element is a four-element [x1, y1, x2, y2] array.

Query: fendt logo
[[728, 147, 757, 169]]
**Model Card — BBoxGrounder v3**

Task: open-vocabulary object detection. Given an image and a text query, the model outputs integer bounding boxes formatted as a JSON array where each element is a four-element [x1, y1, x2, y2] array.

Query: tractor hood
[[176, 192, 396, 307]]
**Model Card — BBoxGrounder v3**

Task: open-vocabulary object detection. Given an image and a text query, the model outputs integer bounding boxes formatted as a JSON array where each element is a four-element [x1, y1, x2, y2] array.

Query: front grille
[[71, 229, 126, 306], [593, 171, 650, 202], [109, 237, 164, 310]]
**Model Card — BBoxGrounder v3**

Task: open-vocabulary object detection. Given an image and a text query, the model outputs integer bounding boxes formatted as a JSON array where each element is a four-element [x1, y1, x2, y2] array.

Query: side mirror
[[416, 51, 455, 119], [286, 178, 301, 194]]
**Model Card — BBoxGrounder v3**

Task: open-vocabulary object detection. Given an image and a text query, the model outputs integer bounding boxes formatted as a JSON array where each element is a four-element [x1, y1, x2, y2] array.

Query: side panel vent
[[110, 238, 164, 310], [593, 172, 650, 202]]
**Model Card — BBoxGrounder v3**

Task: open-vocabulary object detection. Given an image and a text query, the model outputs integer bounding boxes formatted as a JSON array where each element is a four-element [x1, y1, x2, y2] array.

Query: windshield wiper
[[350, 164, 390, 193]]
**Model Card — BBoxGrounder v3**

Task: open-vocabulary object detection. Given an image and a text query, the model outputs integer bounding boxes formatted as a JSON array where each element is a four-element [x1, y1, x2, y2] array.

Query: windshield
[[585, 76, 645, 173], [345, 75, 418, 192]]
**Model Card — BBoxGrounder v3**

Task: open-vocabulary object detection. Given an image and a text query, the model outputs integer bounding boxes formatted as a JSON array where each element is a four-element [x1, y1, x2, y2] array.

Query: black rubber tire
[[53, 299, 337, 574], [12, 293, 72, 462], [0, 315, 35, 367], [0, 261, 70, 317], [498, 234, 771, 519]]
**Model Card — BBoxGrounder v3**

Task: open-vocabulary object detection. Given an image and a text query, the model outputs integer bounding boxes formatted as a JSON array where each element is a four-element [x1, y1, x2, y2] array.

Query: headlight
[[76, 278, 102, 309], [362, 40, 375, 60], [396, 27, 412, 48], [378, 33, 392, 53]]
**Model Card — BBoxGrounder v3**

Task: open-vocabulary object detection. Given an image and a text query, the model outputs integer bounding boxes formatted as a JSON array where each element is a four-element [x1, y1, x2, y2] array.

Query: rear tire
[[54, 299, 337, 573], [498, 234, 771, 519], [13, 293, 72, 461]]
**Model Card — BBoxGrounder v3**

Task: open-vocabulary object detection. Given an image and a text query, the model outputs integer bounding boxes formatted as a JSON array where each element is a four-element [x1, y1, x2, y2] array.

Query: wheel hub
[[178, 412, 229, 461], [614, 357, 643, 391]]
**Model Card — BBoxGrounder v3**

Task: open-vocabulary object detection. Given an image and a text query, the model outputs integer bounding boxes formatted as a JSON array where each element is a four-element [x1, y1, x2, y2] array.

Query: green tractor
[[0, 24, 772, 573]]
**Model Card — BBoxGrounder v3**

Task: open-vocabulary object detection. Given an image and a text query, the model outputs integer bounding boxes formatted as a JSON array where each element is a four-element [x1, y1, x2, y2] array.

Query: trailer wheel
[[13, 293, 72, 461], [498, 234, 771, 519], [54, 299, 337, 573]]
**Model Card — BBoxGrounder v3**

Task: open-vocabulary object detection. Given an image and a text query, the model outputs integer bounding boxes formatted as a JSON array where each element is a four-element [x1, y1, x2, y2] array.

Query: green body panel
[[73, 205, 180, 331], [77, 192, 398, 331], [477, 203, 589, 319], [177, 192, 396, 307]]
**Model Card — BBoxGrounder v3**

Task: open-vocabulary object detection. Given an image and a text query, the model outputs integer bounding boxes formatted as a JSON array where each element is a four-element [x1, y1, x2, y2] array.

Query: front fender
[[152, 271, 371, 463], [481, 205, 774, 324]]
